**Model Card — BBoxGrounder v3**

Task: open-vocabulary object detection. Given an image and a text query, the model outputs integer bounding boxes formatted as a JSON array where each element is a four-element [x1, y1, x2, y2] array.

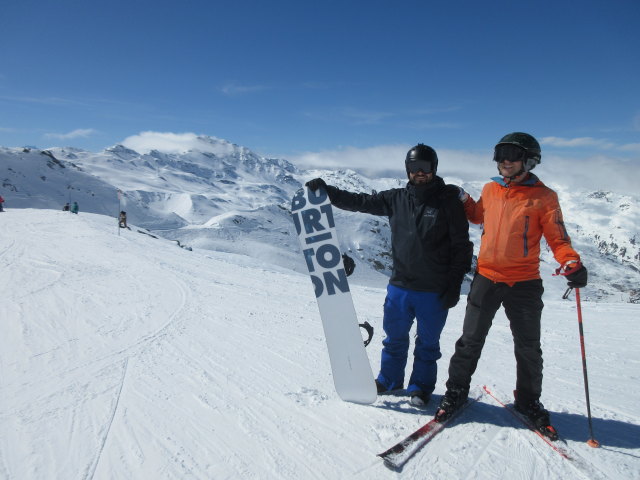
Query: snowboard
[[291, 186, 377, 404]]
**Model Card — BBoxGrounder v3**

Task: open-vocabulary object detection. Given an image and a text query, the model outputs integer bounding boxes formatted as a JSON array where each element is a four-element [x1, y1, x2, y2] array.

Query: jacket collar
[[406, 175, 445, 203], [491, 173, 539, 187], [406, 175, 445, 192]]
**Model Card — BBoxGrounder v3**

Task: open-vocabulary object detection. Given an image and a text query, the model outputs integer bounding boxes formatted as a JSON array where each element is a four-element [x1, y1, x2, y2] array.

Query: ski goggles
[[406, 159, 434, 174], [493, 143, 527, 163]]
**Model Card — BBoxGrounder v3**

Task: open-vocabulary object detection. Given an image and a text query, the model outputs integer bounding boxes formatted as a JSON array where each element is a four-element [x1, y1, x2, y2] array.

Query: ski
[[482, 385, 610, 478], [378, 392, 482, 470], [482, 385, 573, 460]]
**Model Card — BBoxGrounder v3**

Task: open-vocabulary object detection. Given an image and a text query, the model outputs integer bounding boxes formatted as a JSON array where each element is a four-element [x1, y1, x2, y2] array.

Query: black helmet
[[405, 143, 438, 175], [494, 132, 541, 172]]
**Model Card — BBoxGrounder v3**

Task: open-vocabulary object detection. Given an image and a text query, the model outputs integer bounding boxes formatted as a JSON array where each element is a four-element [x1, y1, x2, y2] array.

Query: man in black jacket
[[306, 144, 472, 406]]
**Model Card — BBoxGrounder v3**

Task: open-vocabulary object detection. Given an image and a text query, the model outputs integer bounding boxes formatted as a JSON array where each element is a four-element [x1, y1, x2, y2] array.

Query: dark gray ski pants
[[446, 274, 544, 403]]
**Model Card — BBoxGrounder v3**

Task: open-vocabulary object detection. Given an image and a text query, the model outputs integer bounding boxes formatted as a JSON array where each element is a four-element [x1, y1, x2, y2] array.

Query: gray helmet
[[494, 132, 541, 172], [405, 143, 438, 175]]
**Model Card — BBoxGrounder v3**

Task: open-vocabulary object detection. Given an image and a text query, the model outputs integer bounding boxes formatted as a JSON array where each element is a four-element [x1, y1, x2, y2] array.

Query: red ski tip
[[587, 438, 601, 448]]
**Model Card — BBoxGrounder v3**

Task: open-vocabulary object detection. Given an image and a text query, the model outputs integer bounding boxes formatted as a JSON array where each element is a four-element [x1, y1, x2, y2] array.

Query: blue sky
[[1, 0, 638, 183]]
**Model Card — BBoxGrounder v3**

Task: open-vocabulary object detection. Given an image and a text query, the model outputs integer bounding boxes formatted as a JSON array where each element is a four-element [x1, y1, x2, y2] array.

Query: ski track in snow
[[1, 209, 639, 479], [85, 358, 129, 480]]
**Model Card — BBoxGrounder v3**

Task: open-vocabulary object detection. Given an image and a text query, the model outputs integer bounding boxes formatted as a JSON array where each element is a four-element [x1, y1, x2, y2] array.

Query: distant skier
[[0, 195, 4, 212], [71, 201, 79, 214], [306, 144, 473, 406], [62, 203, 70, 211], [435, 132, 588, 439], [119, 211, 127, 228]]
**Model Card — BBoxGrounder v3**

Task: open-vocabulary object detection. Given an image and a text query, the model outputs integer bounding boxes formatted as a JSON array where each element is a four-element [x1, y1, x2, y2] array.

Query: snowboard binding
[[359, 321, 374, 347]]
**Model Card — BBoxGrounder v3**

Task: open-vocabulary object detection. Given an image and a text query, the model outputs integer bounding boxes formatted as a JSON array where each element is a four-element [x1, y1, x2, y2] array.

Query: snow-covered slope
[[1, 137, 639, 302], [1, 209, 638, 479]]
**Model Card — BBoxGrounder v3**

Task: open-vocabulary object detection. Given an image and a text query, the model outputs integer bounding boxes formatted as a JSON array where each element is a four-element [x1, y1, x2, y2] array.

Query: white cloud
[[220, 83, 268, 95], [535, 154, 638, 195], [122, 132, 199, 153], [290, 144, 638, 195], [290, 144, 408, 177], [1, 95, 87, 106], [303, 107, 394, 126], [121, 131, 236, 156], [119, 132, 638, 195], [618, 143, 640, 153], [44, 128, 97, 140], [304, 105, 463, 128], [542, 135, 640, 155], [290, 144, 489, 181], [541, 136, 614, 149]]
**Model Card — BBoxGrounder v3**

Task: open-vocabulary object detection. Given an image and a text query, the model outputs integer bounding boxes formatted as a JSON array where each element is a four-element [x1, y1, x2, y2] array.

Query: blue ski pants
[[376, 284, 449, 395]]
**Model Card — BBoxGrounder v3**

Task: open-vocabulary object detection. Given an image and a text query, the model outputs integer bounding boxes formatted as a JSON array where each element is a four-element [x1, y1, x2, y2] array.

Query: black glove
[[342, 253, 355, 276], [566, 264, 588, 288], [439, 283, 461, 309], [305, 178, 328, 192]]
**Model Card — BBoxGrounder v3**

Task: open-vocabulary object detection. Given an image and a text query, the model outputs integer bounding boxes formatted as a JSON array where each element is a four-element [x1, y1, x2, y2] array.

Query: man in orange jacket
[[434, 132, 588, 439]]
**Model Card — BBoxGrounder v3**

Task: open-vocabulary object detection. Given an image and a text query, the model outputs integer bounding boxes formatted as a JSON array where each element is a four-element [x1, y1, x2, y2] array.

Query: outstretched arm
[[305, 178, 390, 216]]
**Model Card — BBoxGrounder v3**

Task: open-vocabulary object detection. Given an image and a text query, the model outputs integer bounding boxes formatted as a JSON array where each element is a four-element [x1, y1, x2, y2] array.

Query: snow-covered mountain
[[1, 136, 638, 302]]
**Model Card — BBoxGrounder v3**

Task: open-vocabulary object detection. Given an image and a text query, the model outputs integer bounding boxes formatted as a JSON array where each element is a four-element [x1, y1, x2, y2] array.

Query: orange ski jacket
[[464, 174, 580, 284]]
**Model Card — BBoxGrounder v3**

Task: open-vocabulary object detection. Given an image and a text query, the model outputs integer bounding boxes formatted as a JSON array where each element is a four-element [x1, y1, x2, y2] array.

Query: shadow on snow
[[373, 394, 640, 451]]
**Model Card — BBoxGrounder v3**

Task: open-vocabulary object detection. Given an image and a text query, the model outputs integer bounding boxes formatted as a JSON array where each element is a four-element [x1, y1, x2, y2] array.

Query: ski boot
[[375, 379, 404, 395], [434, 387, 468, 422], [409, 390, 430, 407], [514, 397, 559, 441]]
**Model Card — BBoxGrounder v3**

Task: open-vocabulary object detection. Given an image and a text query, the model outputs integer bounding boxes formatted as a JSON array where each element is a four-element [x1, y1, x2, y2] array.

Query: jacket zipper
[[523, 216, 530, 256]]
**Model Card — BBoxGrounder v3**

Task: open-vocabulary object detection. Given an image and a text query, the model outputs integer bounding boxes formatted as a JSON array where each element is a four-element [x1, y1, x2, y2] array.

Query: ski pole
[[574, 287, 600, 448]]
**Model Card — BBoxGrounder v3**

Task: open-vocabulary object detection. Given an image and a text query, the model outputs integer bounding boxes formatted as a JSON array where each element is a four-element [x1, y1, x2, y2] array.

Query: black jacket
[[326, 176, 473, 293]]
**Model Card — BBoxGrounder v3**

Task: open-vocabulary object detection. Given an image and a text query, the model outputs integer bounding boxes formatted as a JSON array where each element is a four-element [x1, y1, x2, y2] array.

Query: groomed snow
[[1, 209, 638, 479]]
